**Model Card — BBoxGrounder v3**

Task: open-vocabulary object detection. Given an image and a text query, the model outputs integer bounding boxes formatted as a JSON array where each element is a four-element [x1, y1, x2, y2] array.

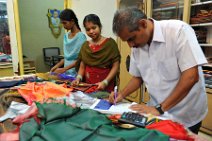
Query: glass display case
[[190, 0, 212, 65], [152, 0, 184, 20], [0, 2, 11, 57]]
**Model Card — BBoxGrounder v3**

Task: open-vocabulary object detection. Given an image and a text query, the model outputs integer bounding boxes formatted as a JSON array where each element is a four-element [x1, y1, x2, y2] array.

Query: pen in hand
[[114, 86, 118, 105]]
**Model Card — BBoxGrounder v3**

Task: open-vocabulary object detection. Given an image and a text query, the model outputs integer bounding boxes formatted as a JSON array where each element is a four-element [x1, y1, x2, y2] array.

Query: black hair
[[83, 14, 102, 29], [59, 9, 81, 30]]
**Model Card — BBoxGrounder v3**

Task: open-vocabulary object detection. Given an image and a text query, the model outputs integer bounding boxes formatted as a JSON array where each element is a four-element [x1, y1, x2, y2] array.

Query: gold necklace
[[92, 36, 104, 45]]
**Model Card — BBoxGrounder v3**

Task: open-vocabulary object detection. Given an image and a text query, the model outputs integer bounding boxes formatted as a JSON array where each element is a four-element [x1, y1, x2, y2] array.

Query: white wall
[[71, 0, 117, 40]]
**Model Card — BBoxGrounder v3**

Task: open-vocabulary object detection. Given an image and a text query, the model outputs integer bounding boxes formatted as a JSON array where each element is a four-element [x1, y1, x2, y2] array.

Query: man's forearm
[[121, 76, 143, 98], [161, 66, 199, 111]]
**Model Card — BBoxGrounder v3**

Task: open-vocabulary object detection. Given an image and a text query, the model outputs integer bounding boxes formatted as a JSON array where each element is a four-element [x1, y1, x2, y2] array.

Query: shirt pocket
[[159, 57, 180, 81]]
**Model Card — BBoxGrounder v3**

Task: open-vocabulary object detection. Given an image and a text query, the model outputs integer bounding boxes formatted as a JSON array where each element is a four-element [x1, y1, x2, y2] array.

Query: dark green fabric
[[78, 38, 121, 68], [90, 91, 110, 99], [20, 103, 169, 141]]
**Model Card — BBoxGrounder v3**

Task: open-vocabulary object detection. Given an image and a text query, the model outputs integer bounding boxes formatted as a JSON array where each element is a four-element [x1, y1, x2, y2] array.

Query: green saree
[[78, 38, 121, 68], [19, 103, 169, 141]]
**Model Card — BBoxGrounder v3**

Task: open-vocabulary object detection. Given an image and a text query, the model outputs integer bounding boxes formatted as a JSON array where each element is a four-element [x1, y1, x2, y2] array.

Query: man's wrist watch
[[155, 104, 164, 115]]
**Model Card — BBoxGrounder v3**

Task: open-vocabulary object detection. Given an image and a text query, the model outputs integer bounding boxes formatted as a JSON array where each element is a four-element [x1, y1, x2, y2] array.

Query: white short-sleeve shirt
[[129, 19, 208, 127]]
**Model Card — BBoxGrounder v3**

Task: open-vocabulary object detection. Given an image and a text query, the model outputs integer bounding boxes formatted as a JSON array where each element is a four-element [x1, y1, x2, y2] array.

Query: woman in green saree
[[72, 14, 121, 92]]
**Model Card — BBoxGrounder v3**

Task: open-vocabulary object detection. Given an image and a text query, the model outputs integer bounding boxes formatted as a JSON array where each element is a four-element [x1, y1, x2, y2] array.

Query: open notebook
[[90, 99, 137, 115]]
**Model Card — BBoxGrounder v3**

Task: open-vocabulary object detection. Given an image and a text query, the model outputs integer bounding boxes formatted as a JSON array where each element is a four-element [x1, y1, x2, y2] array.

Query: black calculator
[[118, 112, 147, 127]]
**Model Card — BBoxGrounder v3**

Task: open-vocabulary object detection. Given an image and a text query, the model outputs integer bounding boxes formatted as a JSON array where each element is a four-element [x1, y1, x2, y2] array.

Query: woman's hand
[[96, 81, 107, 90], [71, 78, 80, 86], [50, 66, 57, 72]]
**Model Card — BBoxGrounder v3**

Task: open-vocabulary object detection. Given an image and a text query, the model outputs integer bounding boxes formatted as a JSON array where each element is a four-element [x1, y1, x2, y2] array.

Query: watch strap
[[155, 104, 164, 115]]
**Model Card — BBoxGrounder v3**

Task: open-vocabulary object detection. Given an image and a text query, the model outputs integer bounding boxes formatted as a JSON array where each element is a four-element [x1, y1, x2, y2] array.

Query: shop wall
[[18, 0, 64, 72], [71, 0, 117, 40]]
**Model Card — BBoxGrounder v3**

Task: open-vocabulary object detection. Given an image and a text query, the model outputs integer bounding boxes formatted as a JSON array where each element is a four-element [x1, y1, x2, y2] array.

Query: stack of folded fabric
[[193, 27, 207, 43], [190, 9, 212, 24]]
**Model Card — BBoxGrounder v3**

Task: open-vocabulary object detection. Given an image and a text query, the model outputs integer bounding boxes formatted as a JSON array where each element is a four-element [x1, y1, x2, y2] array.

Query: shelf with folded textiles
[[190, 0, 212, 24], [152, 0, 184, 21], [190, 1, 212, 69]]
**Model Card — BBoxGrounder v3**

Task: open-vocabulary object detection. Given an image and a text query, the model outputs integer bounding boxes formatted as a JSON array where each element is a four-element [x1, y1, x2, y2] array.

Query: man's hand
[[108, 91, 124, 104], [130, 104, 160, 116]]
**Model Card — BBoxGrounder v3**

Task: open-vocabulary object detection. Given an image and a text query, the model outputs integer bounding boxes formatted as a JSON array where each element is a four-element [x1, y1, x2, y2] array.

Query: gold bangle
[[76, 75, 82, 81], [102, 79, 108, 86]]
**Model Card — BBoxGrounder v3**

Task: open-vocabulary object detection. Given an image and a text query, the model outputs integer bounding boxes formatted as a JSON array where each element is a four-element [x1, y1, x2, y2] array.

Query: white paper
[[90, 99, 137, 114], [0, 101, 30, 122]]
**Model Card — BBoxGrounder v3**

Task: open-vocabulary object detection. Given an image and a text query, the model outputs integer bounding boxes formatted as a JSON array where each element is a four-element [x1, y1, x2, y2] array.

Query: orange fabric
[[18, 82, 73, 105], [146, 120, 193, 141]]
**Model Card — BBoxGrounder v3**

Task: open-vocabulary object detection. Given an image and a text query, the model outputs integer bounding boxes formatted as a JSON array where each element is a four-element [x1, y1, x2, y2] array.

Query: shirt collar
[[151, 19, 165, 43]]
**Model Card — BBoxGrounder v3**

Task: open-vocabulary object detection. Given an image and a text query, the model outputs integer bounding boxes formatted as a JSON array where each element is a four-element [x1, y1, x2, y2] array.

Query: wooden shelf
[[191, 23, 212, 27], [23, 59, 36, 74], [200, 44, 212, 47], [153, 5, 184, 12], [203, 63, 212, 68], [191, 1, 212, 6]]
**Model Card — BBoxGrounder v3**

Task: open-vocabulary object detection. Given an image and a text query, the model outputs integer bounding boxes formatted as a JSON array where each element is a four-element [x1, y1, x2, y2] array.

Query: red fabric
[[85, 66, 114, 92], [84, 85, 98, 93], [146, 120, 194, 141], [0, 103, 39, 141], [89, 38, 108, 52], [12, 103, 39, 124], [0, 127, 19, 141]]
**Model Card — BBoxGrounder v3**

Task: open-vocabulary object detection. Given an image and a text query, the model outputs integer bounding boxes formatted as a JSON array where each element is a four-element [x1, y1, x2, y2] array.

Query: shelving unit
[[23, 59, 36, 74], [191, 0, 212, 6], [190, 1, 212, 66], [152, 0, 184, 21], [190, 0, 212, 135], [0, 62, 13, 77]]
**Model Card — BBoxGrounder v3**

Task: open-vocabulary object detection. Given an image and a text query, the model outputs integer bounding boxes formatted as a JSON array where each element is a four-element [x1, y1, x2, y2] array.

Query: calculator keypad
[[118, 112, 147, 127]]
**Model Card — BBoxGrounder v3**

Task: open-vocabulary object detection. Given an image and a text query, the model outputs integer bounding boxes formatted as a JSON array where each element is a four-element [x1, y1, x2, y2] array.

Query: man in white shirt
[[109, 7, 208, 134]]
